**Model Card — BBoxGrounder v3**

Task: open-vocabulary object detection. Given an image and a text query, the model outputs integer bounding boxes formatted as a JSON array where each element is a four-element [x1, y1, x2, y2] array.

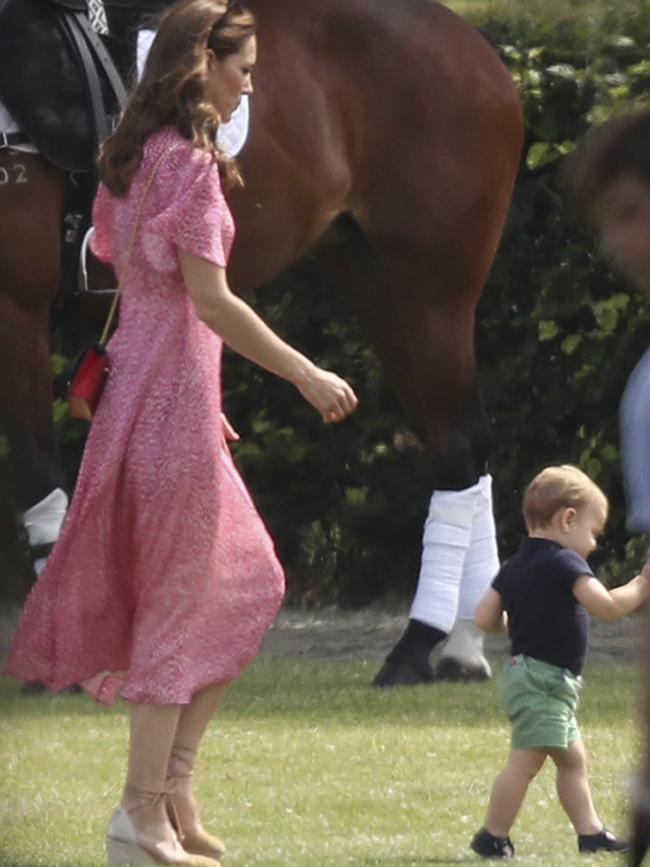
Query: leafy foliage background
[[2, 2, 650, 604]]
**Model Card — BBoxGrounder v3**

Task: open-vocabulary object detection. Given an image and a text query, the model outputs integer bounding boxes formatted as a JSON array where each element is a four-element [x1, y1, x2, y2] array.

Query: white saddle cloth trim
[[0, 103, 38, 153], [0, 103, 20, 135], [137, 29, 250, 157]]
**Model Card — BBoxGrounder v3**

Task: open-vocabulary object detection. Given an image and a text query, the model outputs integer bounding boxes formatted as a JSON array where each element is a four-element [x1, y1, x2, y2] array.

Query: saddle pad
[[137, 28, 251, 157]]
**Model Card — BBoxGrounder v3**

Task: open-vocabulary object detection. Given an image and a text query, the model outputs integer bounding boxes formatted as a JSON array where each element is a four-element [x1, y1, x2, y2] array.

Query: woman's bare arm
[[179, 250, 358, 423]]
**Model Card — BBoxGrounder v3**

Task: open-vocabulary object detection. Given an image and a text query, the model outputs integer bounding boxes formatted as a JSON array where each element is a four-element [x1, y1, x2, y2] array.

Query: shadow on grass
[[360, 859, 477, 865], [1, 860, 478, 867], [1, 862, 94, 867]]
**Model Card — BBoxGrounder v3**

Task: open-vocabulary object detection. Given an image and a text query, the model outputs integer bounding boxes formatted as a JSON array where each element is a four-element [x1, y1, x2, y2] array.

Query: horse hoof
[[434, 656, 491, 682], [371, 659, 434, 688]]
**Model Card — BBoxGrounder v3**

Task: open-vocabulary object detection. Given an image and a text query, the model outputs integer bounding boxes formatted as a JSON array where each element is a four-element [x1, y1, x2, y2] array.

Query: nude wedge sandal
[[106, 788, 221, 867], [166, 746, 226, 860]]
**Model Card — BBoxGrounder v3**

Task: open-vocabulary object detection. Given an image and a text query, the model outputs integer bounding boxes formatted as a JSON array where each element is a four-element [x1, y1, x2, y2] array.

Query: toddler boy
[[470, 465, 649, 858]]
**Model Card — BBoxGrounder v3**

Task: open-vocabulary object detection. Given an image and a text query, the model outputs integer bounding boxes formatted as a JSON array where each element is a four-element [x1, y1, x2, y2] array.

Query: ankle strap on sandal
[[123, 786, 167, 811], [168, 744, 196, 779], [123, 784, 184, 841]]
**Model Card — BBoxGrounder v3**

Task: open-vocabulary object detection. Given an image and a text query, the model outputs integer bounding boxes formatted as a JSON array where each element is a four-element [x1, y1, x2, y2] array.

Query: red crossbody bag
[[67, 147, 175, 421]]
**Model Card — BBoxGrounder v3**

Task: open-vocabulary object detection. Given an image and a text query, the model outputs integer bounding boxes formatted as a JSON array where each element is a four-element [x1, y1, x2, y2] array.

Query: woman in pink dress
[[4, 1, 358, 864]]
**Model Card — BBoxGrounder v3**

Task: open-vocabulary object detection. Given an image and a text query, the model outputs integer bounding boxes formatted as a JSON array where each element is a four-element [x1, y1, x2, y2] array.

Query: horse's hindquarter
[[315, 0, 523, 288], [228, 8, 356, 291], [231, 0, 522, 302]]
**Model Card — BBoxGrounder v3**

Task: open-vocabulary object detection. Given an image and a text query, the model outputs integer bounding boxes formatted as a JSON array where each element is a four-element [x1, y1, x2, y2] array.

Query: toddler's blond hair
[[522, 465, 608, 531]]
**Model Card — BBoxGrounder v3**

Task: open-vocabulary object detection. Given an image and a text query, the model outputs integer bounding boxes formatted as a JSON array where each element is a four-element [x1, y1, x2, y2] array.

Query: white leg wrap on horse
[[23, 487, 68, 574], [439, 474, 499, 673], [409, 484, 477, 633], [408, 474, 499, 673], [455, 474, 500, 620], [439, 620, 491, 673]]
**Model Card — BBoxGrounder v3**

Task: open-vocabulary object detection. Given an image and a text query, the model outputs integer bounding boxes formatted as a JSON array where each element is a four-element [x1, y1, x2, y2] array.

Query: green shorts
[[500, 655, 583, 750]]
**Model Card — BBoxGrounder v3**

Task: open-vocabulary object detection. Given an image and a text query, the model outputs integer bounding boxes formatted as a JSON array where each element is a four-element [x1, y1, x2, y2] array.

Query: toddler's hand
[[640, 555, 650, 582]]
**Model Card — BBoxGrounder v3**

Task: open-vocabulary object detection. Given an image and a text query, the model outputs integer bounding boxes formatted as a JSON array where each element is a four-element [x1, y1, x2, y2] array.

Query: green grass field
[[0, 657, 642, 866]]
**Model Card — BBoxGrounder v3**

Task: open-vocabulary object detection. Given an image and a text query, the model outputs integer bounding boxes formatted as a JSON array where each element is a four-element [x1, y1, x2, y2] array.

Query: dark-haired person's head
[[563, 108, 650, 293], [99, 0, 255, 196]]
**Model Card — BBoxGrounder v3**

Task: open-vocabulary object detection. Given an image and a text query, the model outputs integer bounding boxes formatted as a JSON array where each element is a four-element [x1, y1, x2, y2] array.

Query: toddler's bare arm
[[475, 588, 507, 633], [573, 567, 650, 621]]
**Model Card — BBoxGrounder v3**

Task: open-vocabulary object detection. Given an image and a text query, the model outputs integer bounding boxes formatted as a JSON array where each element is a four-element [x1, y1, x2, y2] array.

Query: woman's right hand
[[295, 365, 359, 423], [179, 251, 359, 422]]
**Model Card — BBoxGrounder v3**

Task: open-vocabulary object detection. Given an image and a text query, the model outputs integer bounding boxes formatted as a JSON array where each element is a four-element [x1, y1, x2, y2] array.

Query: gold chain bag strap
[[67, 145, 176, 421]]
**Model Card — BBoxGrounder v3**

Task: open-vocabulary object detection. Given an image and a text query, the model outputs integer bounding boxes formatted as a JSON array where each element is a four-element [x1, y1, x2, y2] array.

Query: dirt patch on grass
[[261, 608, 643, 665], [0, 605, 642, 667]]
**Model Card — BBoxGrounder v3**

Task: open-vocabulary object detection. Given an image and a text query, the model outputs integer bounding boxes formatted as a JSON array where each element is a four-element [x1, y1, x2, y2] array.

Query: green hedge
[[2, 3, 650, 603]]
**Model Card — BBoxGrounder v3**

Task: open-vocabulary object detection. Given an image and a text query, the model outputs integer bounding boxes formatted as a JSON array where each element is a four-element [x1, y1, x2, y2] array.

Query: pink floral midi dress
[[4, 127, 285, 704]]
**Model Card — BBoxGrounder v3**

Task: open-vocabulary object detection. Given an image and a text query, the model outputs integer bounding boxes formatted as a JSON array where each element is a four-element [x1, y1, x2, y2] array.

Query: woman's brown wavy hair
[[98, 0, 255, 197]]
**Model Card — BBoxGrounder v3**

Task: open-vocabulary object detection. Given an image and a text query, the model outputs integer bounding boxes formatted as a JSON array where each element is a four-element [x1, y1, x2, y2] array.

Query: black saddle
[[0, 0, 167, 309], [0, 0, 165, 172]]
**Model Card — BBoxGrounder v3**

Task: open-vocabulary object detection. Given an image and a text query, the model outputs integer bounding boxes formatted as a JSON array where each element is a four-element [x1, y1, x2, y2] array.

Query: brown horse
[[0, 0, 522, 664]]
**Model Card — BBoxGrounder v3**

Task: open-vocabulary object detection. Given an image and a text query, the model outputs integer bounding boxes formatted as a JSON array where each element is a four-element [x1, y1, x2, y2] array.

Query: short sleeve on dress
[[142, 146, 230, 274], [90, 184, 115, 263]]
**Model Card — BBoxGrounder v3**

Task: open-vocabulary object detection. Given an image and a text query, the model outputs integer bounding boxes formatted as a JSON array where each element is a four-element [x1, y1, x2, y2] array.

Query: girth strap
[[56, 9, 127, 147], [87, 0, 109, 34], [72, 11, 127, 107]]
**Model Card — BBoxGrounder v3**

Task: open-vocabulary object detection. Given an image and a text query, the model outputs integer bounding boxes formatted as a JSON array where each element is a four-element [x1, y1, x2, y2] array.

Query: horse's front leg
[[0, 295, 68, 577], [0, 151, 68, 578]]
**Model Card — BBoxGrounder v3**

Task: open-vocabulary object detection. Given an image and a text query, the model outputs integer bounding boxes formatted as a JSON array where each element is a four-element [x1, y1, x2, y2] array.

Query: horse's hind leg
[[314, 215, 497, 684], [336, 143, 516, 685], [0, 152, 68, 577]]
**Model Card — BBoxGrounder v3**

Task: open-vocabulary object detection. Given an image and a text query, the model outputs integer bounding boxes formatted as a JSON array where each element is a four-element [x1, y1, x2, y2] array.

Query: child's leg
[[548, 740, 602, 835], [484, 748, 547, 836]]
